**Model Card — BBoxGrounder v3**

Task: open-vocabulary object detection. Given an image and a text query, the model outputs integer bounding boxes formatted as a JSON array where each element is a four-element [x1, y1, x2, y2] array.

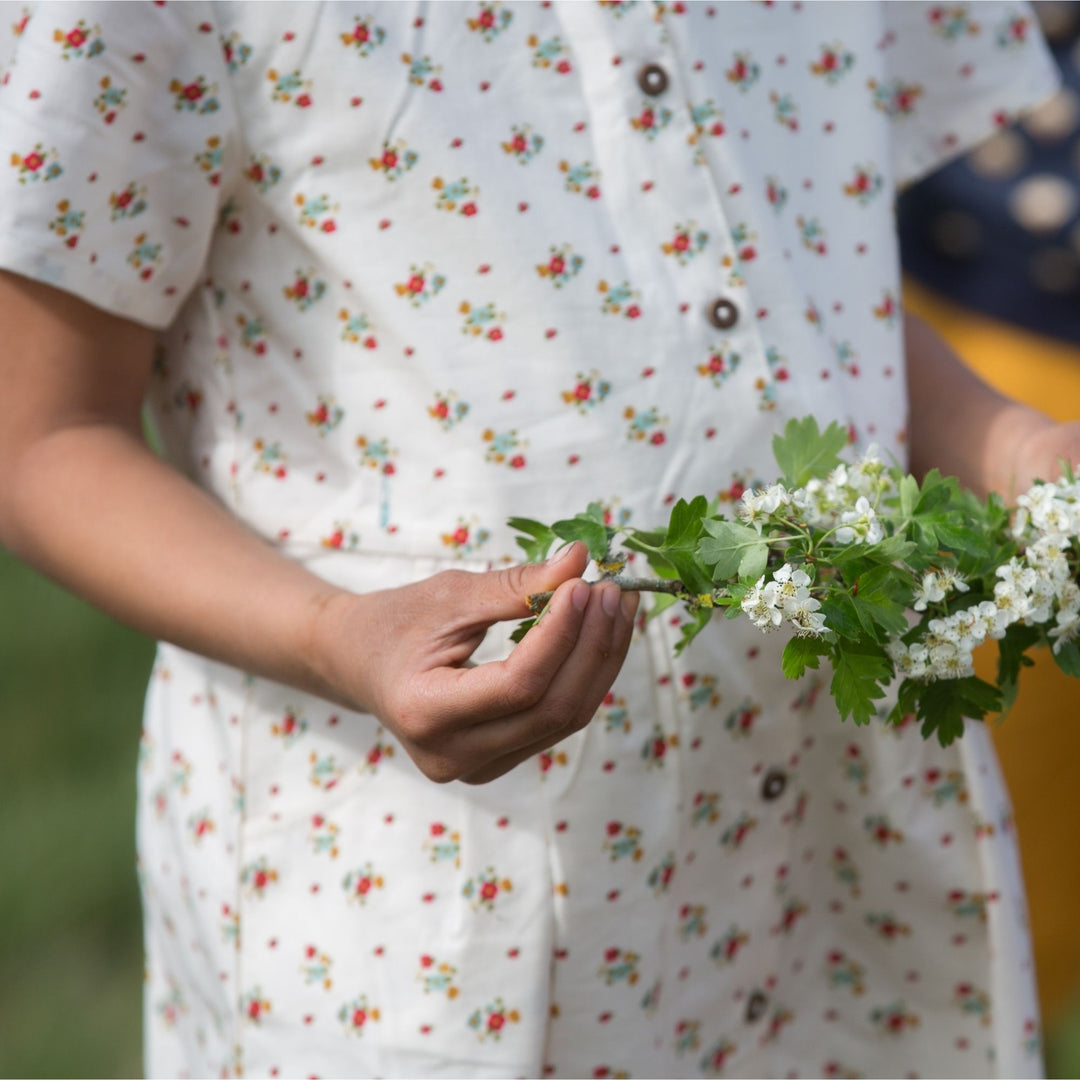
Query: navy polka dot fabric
[[899, 2, 1080, 343]]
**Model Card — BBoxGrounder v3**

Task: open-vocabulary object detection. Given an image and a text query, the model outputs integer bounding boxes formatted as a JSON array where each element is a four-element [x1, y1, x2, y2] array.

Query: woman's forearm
[[0, 270, 351, 706], [1, 418, 351, 704]]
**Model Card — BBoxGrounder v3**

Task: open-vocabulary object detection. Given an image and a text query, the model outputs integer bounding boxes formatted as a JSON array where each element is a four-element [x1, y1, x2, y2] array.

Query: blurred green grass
[[0, 547, 152, 1078], [3, 539, 1080, 1078]]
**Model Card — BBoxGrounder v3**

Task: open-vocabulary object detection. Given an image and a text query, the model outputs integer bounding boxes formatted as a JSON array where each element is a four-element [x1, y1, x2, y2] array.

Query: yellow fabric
[[905, 277, 1080, 1027]]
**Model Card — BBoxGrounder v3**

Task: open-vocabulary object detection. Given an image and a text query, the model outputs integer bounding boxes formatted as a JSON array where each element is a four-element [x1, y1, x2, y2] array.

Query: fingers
[[456, 586, 640, 784], [467, 541, 590, 625], [373, 556, 642, 785], [421, 573, 593, 728]]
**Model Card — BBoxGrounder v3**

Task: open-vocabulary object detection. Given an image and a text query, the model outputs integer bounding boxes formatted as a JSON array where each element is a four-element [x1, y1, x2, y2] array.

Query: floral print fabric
[[0, 2, 1060, 1076]]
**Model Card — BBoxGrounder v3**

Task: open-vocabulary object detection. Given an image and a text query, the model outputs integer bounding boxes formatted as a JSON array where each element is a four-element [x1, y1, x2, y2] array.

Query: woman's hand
[[312, 542, 639, 784], [1008, 418, 1080, 497], [904, 310, 1077, 501]]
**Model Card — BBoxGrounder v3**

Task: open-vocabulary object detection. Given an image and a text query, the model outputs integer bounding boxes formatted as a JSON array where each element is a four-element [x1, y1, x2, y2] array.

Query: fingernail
[[571, 581, 590, 611], [549, 542, 576, 564], [601, 584, 620, 616]]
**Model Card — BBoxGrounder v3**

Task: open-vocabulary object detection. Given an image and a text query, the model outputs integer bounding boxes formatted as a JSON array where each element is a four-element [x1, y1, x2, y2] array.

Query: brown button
[[745, 990, 769, 1024], [637, 62, 669, 96], [761, 768, 787, 801], [707, 297, 739, 330]]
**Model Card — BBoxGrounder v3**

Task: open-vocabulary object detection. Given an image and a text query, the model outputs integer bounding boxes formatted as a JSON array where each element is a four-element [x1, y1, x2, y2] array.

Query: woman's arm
[[904, 309, 1080, 500], [0, 272, 636, 784]]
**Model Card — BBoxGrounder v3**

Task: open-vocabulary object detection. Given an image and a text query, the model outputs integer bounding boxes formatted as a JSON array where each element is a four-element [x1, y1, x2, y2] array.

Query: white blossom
[[741, 576, 783, 631], [740, 563, 828, 637], [912, 572, 947, 613], [834, 496, 884, 545], [786, 595, 827, 637], [1050, 608, 1080, 654], [739, 483, 792, 534]]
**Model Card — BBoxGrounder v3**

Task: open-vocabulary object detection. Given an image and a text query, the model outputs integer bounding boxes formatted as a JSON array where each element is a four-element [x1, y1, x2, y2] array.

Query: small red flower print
[[467, 997, 520, 1041], [463, 867, 513, 911], [242, 858, 279, 898], [241, 988, 272, 1024], [338, 994, 381, 1034], [11, 143, 62, 184]]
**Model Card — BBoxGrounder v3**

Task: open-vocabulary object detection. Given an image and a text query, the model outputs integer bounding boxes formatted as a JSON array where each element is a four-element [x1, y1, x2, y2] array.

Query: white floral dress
[[0, 2, 1061, 1076]]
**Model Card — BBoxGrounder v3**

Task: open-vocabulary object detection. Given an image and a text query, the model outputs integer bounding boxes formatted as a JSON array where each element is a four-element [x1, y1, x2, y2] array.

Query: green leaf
[[635, 496, 715, 593], [673, 606, 714, 656], [698, 519, 767, 582], [825, 535, 916, 583], [551, 514, 610, 562], [915, 470, 953, 513], [508, 517, 557, 563], [621, 533, 681, 580], [663, 546, 714, 595], [898, 470, 975, 556], [646, 592, 679, 621], [996, 624, 1041, 720], [852, 564, 910, 638], [886, 678, 921, 727], [621, 528, 667, 552], [509, 616, 537, 643], [781, 636, 827, 680], [738, 540, 769, 581], [867, 533, 917, 565], [1052, 640, 1080, 679], [723, 581, 751, 618], [898, 474, 919, 520], [665, 496, 709, 548], [819, 592, 864, 641], [830, 640, 891, 724], [917, 676, 1002, 747], [771, 415, 847, 488]]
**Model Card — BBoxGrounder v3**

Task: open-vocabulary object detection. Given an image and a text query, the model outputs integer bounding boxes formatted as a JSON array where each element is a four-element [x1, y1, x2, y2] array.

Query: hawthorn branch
[[527, 576, 693, 615]]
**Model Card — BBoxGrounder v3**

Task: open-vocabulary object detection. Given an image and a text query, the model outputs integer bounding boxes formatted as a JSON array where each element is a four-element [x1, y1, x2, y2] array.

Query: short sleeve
[[0, 0, 238, 329], [882, 1, 1062, 188]]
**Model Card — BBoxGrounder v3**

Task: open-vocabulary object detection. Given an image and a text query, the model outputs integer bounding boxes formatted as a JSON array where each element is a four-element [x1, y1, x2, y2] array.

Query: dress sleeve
[[0, 0, 238, 329], [881, 2, 1062, 188]]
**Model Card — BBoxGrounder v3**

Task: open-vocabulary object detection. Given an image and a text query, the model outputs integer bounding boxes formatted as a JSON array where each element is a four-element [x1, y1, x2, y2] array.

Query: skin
[[904, 309, 1080, 504], [0, 271, 1073, 783]]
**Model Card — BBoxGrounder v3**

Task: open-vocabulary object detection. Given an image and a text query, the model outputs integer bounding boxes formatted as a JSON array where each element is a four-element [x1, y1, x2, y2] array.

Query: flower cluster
[[741, 563, 826, 637], [738, 450, 891, 543], [510, 416, 1080, 743], [887, 479, 1080, 682]]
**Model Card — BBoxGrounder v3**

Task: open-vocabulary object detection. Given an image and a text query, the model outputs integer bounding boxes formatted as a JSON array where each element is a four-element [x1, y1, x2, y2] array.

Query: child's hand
[[313, 542, 639, 784]]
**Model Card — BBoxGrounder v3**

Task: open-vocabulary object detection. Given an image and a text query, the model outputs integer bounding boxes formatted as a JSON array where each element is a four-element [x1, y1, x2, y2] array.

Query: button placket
[[554, 0, 763, 437]]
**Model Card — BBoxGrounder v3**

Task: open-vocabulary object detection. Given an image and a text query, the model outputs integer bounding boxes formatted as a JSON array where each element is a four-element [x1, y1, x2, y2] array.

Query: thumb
[[469, 541, 590, 624]]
